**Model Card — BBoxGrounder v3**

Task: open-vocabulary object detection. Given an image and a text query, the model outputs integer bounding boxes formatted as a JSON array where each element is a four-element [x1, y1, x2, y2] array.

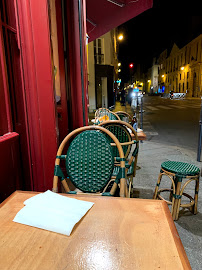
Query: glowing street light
[[118, 69, 121, 72], [118, 63, 121, 66], [181, 66, 184, 70], [118, 34, 123, 41], [161, 75, 164, 78]]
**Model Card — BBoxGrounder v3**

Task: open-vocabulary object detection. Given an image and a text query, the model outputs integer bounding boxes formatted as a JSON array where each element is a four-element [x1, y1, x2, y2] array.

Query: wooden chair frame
[[99, 120, 139, 197], [115, 111, 133, 123], [53, 126, 127, 197]]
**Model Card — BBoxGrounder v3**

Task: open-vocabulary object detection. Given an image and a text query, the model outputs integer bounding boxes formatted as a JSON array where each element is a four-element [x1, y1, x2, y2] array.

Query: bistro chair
[[116, 111, 133, 124], [99, 120, 139, 197], [95, 107, 110, 118], [94, 108, 121, 124], [153, 161, 200, 220], [53, 126, 126, 197], [96, 111, 120, 123]]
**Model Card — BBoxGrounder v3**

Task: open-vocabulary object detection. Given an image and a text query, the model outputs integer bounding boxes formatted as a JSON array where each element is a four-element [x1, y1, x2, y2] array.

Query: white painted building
[[87, 30, 118, 112]]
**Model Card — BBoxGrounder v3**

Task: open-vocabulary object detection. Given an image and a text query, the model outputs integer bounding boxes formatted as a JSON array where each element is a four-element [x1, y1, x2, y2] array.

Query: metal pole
[[197, 97, 202, 161], [140, 95, 143, 129]]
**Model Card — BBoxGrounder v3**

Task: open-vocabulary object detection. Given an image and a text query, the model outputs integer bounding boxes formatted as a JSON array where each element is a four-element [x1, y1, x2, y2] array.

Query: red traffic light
[[129, 63, 133, 68]]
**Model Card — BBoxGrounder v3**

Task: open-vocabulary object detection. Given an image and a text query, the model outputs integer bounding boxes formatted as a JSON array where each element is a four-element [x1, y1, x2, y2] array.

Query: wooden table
[[0, 191, 191, 270], [136, 130, 146, 141]]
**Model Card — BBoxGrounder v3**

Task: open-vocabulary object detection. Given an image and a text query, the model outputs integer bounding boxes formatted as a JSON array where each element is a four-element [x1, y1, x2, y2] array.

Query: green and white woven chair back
[[100, 111, 118, 120], [104, 124, 131, 158], [66, 130, 114, 193], [117, 114, 129, 123]]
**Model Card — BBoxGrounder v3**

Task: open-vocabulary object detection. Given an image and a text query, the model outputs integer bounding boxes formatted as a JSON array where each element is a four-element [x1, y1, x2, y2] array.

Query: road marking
[[145, 132, 159, 136], [156, 105, 172, 110], [169, 105, 186, 109], [145, 106, 159, 111]]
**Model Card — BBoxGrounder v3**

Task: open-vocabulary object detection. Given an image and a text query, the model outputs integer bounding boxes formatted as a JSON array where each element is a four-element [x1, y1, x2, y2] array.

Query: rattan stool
[[153, 161, 200, 220]]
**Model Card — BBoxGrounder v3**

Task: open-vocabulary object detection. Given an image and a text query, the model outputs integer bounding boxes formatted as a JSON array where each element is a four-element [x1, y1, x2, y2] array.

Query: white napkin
[[13, 190, 94, 236]]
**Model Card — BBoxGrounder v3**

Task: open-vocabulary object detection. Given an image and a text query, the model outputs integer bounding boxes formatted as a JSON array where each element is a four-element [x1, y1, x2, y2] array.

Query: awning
[[86, 0, 153, 42]]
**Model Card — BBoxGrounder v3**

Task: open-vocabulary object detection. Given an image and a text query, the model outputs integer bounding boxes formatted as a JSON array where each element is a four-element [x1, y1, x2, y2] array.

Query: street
[[138, 96, 201, 153]]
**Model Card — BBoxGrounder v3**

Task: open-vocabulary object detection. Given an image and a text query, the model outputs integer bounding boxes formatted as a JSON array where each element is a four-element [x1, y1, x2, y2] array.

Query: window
[[0, 0, 18, 134], [187, 72, 189, 79], [93, 40, 96, 55], [196, 42, 198, 60], [180, 73, 181, 80], [185, 47, 187, 64], [187, 82, 189, 89], [179, 83, 181, 92], [98, 39, 102, 55]]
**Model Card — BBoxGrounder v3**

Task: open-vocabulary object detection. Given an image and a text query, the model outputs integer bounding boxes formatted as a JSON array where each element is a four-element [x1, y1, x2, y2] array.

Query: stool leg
[[193, 175, 200, 214], [153, 172, 163, 199], [172, 178, 182, 220], [169, 182, 173, 201]]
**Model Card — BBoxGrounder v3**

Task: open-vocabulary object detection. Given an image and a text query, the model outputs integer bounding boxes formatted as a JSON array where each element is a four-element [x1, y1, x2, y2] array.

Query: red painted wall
[[16, 0, 58, 191]]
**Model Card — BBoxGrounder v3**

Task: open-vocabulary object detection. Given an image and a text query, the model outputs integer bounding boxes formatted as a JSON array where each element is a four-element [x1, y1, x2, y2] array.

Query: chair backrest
[[66, 130, 114, 192], [99, 120, 139, 159], [100, 123, 131, 158], [95, 111, 121, 124], [95, 108, 110, 118], [53, 126, 126, 196], [116, 111, 133, 124]]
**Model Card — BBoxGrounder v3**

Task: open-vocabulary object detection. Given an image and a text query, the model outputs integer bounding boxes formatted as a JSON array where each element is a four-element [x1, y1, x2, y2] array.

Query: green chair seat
[[161, 161, 200, 177]]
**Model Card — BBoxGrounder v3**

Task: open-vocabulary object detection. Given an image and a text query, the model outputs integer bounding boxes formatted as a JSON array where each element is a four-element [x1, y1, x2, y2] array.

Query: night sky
[[118, 0, 202, 85]]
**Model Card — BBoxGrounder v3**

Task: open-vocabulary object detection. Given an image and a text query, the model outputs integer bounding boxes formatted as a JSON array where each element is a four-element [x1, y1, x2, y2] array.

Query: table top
[[0, 191, 191, 270]]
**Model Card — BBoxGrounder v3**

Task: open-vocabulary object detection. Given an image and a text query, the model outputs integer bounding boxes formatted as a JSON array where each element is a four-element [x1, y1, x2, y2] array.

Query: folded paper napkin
[[13, 190, 94, 236]]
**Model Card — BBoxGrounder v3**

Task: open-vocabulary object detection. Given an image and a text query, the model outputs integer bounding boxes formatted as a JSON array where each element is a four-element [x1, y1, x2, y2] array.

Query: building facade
[[87, 29, 118, 112], [144, 58, 159, 94], [158, 34, 202, 97]]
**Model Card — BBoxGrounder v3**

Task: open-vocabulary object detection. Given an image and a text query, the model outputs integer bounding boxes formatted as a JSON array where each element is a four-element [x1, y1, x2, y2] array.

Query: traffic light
[[129, 63, 133, 68]]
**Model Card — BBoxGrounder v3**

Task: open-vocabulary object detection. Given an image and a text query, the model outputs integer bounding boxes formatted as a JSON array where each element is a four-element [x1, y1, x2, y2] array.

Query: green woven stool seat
[[154, 160, 200, 220], [161, 161, 200, 177]]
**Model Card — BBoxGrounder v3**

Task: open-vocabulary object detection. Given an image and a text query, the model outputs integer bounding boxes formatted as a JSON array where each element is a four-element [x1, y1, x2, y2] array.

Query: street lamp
[[118, 69, 121, 72], [118, 63, 121, 67], [118, 34, 124, 41], [181, 66, 184, 70]]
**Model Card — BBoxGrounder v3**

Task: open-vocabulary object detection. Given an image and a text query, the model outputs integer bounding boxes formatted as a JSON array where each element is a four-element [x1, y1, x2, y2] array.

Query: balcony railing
[[94, 54, 104, 64]]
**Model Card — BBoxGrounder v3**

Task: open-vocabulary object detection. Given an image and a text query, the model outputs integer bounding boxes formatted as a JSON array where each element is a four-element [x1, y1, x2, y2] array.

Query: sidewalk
[[113, 101, 202, 269], [89, 102, 202, 268], [134, 140, 202, 270]]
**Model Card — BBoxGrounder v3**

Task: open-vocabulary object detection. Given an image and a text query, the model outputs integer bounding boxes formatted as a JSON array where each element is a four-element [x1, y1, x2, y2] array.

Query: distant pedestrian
[[121, 89, 125, 106]]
